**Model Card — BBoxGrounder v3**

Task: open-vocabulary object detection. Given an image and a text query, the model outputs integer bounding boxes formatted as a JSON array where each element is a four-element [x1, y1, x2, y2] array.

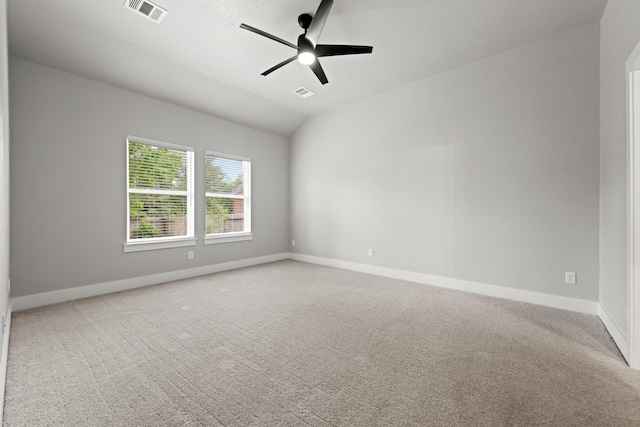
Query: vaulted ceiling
[[7, 0, 608, 137]]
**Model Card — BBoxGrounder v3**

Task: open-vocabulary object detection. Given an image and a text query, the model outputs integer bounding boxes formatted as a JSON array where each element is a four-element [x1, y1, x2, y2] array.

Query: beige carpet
[[4, 260, 640, 426]]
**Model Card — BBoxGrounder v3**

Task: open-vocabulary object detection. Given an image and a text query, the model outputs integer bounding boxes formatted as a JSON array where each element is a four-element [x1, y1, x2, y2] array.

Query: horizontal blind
[[128, 139, 194, 241], [205, 153, 246, 196], [205, 152, 250, 235], [129, 142, 188, 191]]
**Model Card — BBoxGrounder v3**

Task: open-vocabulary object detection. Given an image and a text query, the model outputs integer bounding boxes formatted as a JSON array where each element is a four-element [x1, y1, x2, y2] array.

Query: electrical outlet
[[368, 249, 374, 257], [565, 271, 576, 284], [188, 251, 194, 260], [292, 240, 296, 247]]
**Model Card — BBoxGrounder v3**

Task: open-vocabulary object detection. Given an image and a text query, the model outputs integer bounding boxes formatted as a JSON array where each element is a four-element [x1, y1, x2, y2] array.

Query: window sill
[[124, 237, 197, 253], [204, 233, 253, 245]]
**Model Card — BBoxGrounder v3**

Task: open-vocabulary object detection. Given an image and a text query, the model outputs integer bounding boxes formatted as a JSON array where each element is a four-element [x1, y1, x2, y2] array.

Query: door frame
[[626, 41, 640, 370]]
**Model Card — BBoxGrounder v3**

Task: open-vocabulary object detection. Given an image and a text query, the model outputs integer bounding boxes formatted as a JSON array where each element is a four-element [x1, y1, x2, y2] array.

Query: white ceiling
[[7, 0, 608, 137]]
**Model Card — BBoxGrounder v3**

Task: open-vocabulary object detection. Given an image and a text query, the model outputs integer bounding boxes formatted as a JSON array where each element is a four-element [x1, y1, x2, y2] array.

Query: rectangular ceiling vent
[[293, 87, 315, 98], [124, 0, 167, 23]]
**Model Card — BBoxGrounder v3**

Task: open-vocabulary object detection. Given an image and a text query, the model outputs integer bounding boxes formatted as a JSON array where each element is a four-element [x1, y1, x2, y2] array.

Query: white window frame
[[204, 151, 252, 245], [124, 136, 196, 253]]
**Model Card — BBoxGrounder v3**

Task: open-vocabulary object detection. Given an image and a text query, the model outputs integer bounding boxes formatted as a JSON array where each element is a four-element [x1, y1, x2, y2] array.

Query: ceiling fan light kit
[[298, 51, 316, 65], [240, 0, 373, 85]]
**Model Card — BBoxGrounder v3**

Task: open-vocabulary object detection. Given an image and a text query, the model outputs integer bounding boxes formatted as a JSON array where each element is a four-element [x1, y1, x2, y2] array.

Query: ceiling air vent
[[293, 87, 315, 98], [124, 0, 167, 23]]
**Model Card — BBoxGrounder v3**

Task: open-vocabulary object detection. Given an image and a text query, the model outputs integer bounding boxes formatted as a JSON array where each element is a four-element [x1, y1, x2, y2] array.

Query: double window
[[124, 136, 251, 252]]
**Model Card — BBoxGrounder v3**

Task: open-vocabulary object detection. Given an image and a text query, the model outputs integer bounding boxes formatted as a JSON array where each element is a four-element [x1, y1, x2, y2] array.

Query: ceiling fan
[[240, 0, 373, 85]]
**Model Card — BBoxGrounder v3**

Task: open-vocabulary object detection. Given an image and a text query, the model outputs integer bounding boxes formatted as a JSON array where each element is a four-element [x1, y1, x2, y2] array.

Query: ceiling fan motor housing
[[298, 13, 313, 30]]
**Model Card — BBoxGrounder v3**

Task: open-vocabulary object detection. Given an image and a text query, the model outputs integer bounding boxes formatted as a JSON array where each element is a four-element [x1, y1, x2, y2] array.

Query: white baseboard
[[0, 301, 12, 425], [11, 253, 289, 312], [290, 253, 599, 315], [12, 252, 600, 316], [598, 303, 630, 363]]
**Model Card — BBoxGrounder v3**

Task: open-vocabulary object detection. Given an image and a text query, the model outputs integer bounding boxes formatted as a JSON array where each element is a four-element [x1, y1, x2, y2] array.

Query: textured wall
[[599, 0, 640, 340], [291, 24, 600, 301], [9, 57, 290, 297]]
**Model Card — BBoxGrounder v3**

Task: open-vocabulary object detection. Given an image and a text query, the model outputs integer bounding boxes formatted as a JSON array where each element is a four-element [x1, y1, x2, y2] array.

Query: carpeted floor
[[4, 260, 640, 426]]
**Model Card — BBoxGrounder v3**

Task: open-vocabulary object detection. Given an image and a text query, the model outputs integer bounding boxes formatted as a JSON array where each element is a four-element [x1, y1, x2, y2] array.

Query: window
[[125, 136, 195, 252], [205, 152, 252, 244]]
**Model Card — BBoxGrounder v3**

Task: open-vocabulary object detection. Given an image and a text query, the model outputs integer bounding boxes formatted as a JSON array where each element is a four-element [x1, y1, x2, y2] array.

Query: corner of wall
[[0, 0, 11, 419]]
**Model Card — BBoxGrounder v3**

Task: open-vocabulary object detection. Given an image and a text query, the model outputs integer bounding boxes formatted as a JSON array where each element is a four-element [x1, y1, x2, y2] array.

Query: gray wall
[[0, 0, 9, 339], [290, 23, 601, 301], [9, 57, 290, 298], [599, 0, 640, 339]]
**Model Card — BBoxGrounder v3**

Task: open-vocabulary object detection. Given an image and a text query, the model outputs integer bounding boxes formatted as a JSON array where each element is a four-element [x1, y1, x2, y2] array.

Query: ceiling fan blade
[[315, 44, 373, 57], [309, 59, 329, 85], [305, 0, 333, 47], [261, 56, 298, 76], [240, 23, 298, 50]]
